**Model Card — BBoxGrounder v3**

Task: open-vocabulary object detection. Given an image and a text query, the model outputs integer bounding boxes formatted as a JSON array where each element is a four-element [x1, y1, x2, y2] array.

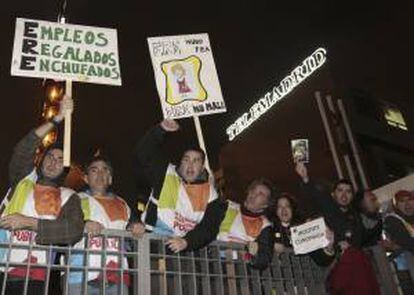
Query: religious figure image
[[161, 56, 207, 105]]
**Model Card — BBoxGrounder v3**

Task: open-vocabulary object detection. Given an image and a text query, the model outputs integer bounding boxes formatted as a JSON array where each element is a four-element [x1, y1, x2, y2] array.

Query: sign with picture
[[290, 217, 329, 254], [291, 139, 309, 163], [11, 18, 122, 86], [147, 33, 226, 119]]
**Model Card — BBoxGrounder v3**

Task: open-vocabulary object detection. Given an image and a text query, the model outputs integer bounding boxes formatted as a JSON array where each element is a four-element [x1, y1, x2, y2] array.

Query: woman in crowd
[[272, 192, 336, 267], [272, 193, 302, 253]]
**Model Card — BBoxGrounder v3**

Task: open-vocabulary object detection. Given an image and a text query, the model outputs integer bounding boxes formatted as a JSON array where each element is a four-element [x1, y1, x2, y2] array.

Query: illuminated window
[[383, 103, 408, 131]]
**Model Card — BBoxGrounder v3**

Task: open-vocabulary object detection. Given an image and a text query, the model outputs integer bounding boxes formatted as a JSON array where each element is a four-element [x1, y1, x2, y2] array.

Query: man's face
[[244, 184, 271, 213], [41, 149, 64, 179], [178, 150, 204, 183], [276, 197, 293, 224], [85, 160, 112, 194], [332, 183, 353, 207], [362, 191, 380, 214], [396, 196, 414, 216]]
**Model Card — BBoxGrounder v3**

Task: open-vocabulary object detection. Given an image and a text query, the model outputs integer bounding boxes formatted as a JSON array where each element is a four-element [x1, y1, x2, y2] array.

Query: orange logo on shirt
[[33, 185, 61, 217], [94, 196, 128, 221], [241, 215, 263, 239], [183, 183, 210, 212]]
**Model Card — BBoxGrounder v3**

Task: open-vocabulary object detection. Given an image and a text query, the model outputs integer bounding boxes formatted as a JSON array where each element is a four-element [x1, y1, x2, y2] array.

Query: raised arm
[[295, 162, 336, 214], [9, 96, 72, 185], [133, 120, 180, 192]]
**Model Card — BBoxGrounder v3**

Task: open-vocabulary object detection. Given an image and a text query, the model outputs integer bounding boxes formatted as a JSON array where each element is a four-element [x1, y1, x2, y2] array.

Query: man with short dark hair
[[134, 119, 226, 253], [67, 155, 143, 295], [217, 178, 275, 270], [0, 96, 84, 295], [296, 163, 362, 248], [295, 162, 380, 295]]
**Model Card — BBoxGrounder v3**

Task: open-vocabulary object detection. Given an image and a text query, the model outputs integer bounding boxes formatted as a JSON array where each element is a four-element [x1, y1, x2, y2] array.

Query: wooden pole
[[63, 80, 72, 167], [193, 115, 211, 173], [58, 14, 72, 168]]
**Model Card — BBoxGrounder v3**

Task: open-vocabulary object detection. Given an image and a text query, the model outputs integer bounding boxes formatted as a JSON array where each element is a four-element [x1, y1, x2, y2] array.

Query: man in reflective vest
[[217, 178, 275, 270], [134, 119, 226, 253], [67, 155, 144, 295], [0, 96, 84, 295]]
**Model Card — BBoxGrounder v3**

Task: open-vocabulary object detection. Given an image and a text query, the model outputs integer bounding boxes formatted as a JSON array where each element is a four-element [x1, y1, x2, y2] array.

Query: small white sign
[[290, 217, 329, 255], [291, 139, 309, 163], [11, 18, 122, 86], [147, 33, 226, 119]]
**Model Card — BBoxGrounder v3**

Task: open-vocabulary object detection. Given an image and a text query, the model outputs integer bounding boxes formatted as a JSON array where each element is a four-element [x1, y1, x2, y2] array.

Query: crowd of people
[[0, 95, 413, 295]]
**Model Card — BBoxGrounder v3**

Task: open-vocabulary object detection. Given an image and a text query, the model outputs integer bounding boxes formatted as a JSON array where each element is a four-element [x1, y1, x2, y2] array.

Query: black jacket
[[133, 125, 226, 250], [250, 225, 274, 270], [359, 213, 383, 248], [299, 181, 364, 248], [384, 213, 414, 254], [231, 204, 274, 270], [273, 222, 293, 248]]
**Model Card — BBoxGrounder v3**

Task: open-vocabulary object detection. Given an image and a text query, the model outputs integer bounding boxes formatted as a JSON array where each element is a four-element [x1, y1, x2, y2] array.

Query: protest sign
[[11, 18, 122, 86], [290, 217, 329, 255], [147, 33, 226, 119]]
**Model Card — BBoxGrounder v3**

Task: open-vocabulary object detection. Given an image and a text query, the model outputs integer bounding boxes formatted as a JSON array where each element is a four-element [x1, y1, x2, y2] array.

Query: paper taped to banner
[[147, 33, 226, 119], [291, 217, 329, 254], [11, 18, 122, 86]]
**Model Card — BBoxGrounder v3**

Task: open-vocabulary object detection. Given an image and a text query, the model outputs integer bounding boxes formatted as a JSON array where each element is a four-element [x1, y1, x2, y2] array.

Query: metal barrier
[[0, 229, 327, 295], [1, 229, 412, 295], [364, 246, 414, 295], [144, 235, 326, 295]]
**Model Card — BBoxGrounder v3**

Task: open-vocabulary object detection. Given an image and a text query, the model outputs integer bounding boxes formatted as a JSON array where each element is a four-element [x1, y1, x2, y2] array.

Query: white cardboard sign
[[11, 18, 122, 86], [147, 33, 226, 119], [290, 217, 329, 254]]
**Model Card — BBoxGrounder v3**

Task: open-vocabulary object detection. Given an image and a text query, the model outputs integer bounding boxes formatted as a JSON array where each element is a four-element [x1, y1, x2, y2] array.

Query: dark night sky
[[0, 1, 412, 202]]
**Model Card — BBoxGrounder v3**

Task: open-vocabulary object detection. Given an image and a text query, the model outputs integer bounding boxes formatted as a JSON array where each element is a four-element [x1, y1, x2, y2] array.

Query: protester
[[271, 192, 335, 267], [384, 190, 414, 295], [272, 193, 300, 252], [133, 119, 226, 253], [353, 190, 383, 247], [295, 162, 380, 295], [67, 155, 144, 295], [384, 190, 414, 254], [217, 178, 275, 270], [296, 163, 363, 248], [0, 96, 84, 295]]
